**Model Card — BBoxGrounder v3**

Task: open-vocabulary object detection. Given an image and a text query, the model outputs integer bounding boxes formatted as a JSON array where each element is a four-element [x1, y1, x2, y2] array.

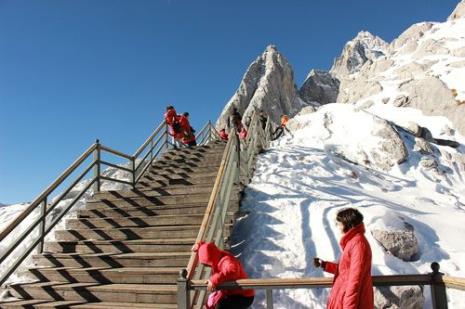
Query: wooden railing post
[[131, 156, 136, 190], [37, 197, 47, 254], [177, 269, 190, 309], [265, 289, 274, 309], [93, 139, 101, 193], [431, 262, 448, 309]]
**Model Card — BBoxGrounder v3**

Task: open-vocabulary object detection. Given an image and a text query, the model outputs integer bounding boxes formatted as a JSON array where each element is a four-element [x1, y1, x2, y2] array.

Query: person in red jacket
[[178, 112, 197, 147], [314, 208, 373, 309], [219, 128, 229, 141], [164, 105, 182, 147], [193, 242, 254, 308]]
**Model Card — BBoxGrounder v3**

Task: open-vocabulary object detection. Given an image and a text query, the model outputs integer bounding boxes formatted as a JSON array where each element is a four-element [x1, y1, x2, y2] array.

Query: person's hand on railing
[[207, 279, 216, 292], [192, 242, 201, 252]]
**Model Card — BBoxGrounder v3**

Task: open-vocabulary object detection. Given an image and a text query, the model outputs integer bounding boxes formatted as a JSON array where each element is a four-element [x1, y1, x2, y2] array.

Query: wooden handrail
[[186, 133, 235, 279], [190, 274, 434, 290], [443, 276, 465, 291]]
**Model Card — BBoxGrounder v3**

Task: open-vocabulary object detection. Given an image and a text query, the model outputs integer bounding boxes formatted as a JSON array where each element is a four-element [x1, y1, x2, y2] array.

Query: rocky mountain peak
[[216, 45, 305, 129], [449, 0, 465, 20], [330, 30, 388, 77]]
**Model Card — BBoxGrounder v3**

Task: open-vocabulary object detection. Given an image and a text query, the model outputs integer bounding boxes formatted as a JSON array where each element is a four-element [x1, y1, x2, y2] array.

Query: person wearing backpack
[[179, 112, 197, 147]]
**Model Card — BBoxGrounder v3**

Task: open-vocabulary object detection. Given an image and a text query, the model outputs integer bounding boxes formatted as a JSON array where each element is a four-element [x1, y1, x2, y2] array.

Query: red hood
[[198, 242, 224, 268], [340, 223, 366, 249]]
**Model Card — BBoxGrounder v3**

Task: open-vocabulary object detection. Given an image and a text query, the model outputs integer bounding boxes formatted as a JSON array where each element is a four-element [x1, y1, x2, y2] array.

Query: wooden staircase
[[1, 142, 239, 308]]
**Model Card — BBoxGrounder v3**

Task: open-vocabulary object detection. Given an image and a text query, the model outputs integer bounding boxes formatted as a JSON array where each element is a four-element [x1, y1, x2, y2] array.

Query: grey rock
[[374, 120, 409, 168], [299, 70, 340, 105], [448, 0, 465, 20], [216, 45, 305, 129], [371, 221, 419, 261], [375, 286, 424, 309], [337, 78, 383, 103], [406, 122, 422, 137], [390, 22, 434, 51], [414, 138, 434, 155], [382, 97, 390, 104], [392, 95, 410, 107], [420, 156, 438, 169], [440, 125, 455, 136], [330, 31, 388, 78], [399, 77, 465, 135]]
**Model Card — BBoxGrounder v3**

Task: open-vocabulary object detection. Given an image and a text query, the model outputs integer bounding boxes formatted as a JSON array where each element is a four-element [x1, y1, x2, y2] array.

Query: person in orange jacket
[[272, 114, 291, 140], [314, 208, 374, 309], [192, 242, 255, 308]]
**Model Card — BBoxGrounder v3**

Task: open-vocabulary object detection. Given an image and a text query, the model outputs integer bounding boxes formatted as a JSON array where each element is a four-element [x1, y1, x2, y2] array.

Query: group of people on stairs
[[164, 106, 373, 308], [164, 105, 197, 147], [192, 208, 373, 309]]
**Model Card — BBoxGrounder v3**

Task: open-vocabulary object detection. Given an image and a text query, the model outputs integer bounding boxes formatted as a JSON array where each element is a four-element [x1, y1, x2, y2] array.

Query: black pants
[[217, 295, 254, 309]]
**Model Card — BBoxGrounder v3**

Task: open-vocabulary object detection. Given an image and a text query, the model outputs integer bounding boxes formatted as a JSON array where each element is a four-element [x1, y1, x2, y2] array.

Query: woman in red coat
[[193, 242, 254, 308], [314, 208, 374, 309]]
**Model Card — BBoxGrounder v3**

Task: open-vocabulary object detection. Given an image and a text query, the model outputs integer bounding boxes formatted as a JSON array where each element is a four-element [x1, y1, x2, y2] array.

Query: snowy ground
[[232, 104, 465, 308]]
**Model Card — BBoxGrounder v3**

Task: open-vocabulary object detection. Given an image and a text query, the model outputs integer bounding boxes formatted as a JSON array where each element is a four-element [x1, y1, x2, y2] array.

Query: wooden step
[[7, 281, 177, 304], [92, 183, 217, 200], [54, 225, 200, 241], [33, 252, 191, 268], [0, 299, 176, 309], [85, 193, 221, 209], [136, 176, 216, 189], [24, 266, 181, 284], [65, 214, 205, 229], [44, 238, 196, 254], [77, 203, 208, 218]]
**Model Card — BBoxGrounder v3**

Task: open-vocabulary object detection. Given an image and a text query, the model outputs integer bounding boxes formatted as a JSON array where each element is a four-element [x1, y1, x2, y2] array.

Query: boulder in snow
[[375, 286, 425, 309], [371, 214, 419, 261], [414, 138, 434, 155]]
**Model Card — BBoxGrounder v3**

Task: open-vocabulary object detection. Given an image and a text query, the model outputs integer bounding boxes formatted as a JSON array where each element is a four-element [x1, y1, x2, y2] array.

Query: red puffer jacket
[[198, 242, 255, 298], [164, 108, 177, 126], [324, 224, 373, 309]]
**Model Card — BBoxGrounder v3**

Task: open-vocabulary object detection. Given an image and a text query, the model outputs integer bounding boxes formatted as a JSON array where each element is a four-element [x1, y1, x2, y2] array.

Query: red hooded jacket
[[198, 242, 255, 298], [324, 224, 373, 309]]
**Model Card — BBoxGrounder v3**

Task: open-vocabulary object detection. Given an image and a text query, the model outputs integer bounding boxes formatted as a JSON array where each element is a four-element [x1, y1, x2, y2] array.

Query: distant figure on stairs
[[271, 114, 290, 141], [164, 105, 183, 148], [179, 112, 197, 147], [228, 107, 243, 133], [192, 242, 255, 309], [219, 128, 229, 141], [313, 208, 374, 309]]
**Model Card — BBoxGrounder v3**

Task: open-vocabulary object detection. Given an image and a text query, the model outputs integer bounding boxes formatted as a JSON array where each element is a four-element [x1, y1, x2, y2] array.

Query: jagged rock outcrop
[[216, 45, 305, 130], [299, 70, 340, 105], [330, 31, 388, 77], [449, 0, 465, 20]]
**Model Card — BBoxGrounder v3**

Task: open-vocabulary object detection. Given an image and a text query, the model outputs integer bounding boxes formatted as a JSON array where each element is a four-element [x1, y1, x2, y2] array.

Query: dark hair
[[166, 105, 174, 110], [336, 208, 364, 233], [183, 112, 189, 117]]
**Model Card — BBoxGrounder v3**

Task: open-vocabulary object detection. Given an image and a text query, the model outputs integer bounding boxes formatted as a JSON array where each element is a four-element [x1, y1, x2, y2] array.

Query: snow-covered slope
[[233, 104, 465, 308], [330, 0, 465, 135]]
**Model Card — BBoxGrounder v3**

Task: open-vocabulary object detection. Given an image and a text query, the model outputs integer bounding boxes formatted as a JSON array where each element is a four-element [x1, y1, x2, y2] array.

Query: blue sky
[[0, 0, 459, 203]]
